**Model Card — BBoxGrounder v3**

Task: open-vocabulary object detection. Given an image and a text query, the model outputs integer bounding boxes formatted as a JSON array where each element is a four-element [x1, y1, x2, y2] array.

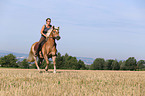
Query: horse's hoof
[[39, 71, 43, 73], [45, 68, 48, 71], [38, 69, 41, 72]]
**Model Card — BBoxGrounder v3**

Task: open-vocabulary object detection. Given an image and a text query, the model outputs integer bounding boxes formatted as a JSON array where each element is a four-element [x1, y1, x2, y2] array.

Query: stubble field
[[0, 68, 145, 96]]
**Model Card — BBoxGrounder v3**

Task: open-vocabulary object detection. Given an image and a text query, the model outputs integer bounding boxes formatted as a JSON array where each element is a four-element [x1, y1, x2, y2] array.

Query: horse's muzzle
[[55, 36, 61, 40]]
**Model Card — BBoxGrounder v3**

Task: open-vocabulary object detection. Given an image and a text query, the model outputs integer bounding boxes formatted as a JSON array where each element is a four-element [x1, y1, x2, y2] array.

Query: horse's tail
[[27, 50, 35, 62], [27, 43, 35, 62]]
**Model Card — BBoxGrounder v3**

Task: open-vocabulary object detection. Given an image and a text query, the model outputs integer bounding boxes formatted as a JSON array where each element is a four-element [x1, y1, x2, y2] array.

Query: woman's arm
[[40, 25, 46, 37]]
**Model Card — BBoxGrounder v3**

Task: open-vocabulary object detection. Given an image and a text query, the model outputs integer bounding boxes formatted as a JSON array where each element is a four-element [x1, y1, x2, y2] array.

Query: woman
[[35, 18, 53, 56]]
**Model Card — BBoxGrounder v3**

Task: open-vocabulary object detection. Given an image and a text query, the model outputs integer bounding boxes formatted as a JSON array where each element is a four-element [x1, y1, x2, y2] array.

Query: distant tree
[[0, 54, 18, 67], [63, 55, 72, 69], [64, 53, 69, 59], [56, 52, 65, 69], [77, 60, 86, 70], [111, 60, 120, 70], [90, 58, 105, 70], [137, 60, 145, 70], [120, 61, 126, 70], [104, 59, 114, 70], [56, 53, 70, 69], [56, 53, 87, 70], [125, 57, 137, 70], [86, 65, 91, 70], [19, 59, 30, 69], [0, 56, 6, 67], [67, 56, 78, 69], [48, 61, 55, 69], [118, 61, 123, 67], [31, 63, 37, 69]]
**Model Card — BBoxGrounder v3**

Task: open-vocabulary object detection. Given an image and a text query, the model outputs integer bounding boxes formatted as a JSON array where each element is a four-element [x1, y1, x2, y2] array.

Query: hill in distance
[[0, 50, 94, 64], [0, 50, 28, 57], [0, 50, 28, 61], [76, 57, 94, 65]]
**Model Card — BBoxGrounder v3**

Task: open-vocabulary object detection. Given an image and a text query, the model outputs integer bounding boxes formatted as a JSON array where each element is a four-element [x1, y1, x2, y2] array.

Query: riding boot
[[35, 50, 38, 57]]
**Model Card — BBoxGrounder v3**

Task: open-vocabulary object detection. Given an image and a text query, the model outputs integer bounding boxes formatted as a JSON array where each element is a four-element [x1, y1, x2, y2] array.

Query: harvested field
[[0, 68, 145, 96]]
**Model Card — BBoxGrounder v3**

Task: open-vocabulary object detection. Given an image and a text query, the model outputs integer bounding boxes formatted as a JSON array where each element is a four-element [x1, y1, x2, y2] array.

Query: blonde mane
[[46, 28, 53, 38]]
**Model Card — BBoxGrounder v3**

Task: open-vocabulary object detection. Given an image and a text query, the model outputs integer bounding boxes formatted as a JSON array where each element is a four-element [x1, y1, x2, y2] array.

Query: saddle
[[34, 40, 46, 58]]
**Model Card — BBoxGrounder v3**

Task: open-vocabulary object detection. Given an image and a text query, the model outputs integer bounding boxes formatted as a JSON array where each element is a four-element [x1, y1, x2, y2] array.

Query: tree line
[[89, 57, 145, 70], [0, 53, 145, 70], [0, 54, 30, 68], [0, 53, 86, 70]]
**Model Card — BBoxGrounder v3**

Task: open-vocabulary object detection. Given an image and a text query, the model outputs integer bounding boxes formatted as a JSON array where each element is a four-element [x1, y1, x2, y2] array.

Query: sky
[[0, 0, 145, 60]]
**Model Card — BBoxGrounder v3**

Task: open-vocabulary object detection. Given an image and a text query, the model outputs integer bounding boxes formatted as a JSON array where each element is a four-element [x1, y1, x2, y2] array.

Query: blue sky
[[0, 0, 145, 60]]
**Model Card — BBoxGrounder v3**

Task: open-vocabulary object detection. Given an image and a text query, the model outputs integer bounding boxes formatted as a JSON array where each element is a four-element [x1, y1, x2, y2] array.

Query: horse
[[27, 26, 61, 73]]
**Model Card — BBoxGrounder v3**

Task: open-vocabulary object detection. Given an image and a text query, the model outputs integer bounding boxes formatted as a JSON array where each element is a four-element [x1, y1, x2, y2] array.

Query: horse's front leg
[[52, 56, 56, 73], [44, 55, 49, 71]]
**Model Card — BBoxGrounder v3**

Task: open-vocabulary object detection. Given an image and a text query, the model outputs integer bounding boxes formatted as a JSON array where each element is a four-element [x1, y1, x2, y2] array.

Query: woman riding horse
[[27, 18, 60, 73], [35, 18, 53, 56]]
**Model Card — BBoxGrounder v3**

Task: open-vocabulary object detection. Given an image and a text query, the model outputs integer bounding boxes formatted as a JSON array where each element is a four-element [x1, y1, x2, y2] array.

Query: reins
[[46, 36, 55, 41]]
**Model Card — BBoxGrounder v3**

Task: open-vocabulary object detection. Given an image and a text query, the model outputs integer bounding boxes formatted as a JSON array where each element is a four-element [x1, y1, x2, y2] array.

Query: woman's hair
[[46, 18, 51, 21]]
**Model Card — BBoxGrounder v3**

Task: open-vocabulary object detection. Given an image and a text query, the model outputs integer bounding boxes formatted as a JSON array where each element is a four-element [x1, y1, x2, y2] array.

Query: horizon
[[1, 0, 145, 60], [0, 49, 144, 62]]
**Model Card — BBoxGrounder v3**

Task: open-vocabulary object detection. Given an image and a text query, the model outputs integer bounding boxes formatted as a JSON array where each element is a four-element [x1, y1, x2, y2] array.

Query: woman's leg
[[35, 36, 45, 56]]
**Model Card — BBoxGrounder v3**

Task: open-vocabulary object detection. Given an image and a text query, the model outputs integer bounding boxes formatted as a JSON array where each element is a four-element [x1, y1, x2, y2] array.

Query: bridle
[[46, 30, 59, 40]]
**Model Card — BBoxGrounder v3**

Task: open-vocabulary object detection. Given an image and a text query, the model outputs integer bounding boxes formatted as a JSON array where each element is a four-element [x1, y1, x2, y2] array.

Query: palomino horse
[[27, 26, 60, 73]]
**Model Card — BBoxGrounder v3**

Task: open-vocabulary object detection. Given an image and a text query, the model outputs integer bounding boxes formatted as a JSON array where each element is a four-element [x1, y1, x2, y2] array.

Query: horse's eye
[[53, 31, 55, 33]]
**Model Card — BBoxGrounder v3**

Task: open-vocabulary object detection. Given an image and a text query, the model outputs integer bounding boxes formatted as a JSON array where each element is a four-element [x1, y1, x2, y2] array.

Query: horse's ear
[[53, 26, 55, 29], [58, 27, 59, 30]]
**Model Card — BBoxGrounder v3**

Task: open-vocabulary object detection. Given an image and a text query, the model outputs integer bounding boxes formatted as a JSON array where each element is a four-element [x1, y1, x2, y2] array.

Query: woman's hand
[[44, 34, 47, 38], [51, 25, 54, 30]]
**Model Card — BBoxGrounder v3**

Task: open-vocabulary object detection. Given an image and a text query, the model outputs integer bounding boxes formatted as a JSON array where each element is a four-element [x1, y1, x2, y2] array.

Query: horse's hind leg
[[34, 57, 40, 71], [38, 58, 43, 66], [52, 56, 56, 73], [32, 42, 40, 71]]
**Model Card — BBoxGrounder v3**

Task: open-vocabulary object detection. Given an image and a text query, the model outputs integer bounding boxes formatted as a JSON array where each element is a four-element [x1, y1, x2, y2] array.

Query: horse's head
[[51, 26, 61, 40]]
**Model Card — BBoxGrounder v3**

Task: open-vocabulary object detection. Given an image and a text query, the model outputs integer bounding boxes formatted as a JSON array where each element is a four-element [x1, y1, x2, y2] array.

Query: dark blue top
[[42, 25, 52, 38]]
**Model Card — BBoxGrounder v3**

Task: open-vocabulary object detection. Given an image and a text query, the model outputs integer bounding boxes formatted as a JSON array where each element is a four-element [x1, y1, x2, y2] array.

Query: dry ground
[[0, 68, 145, 96]]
